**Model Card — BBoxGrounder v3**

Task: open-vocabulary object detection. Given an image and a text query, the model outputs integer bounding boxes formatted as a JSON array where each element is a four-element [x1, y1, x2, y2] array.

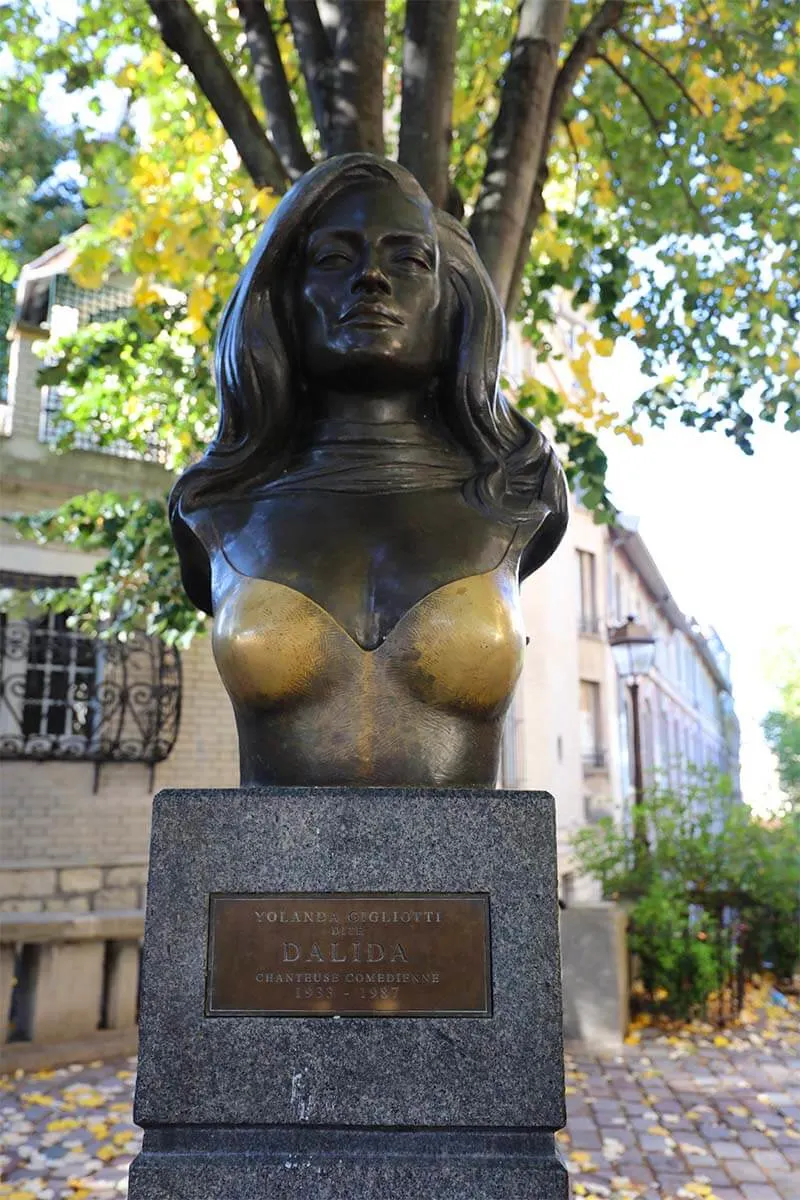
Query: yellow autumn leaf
[[594, 337, 614, 357], [682, 1184, 714, 1197], [140, 50, 165, 76], [618, 308, 645, 333], [253, 189, 279, 218], [187, 283, 214, 324], [647, 1124, 668, 1136], [46, 1116, 81, 1132], [569, 1150, 593, 1164], [133, 280, 163, 308], [20, 1090, 57, 1106], [110, 213, 137, 240], [713, 1035, 729, 1047], [569, 121, 591, 149]]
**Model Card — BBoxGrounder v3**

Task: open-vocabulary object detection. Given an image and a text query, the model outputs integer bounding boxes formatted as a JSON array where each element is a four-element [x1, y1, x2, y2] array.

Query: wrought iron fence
[[39, 275, 167, 463], [0, 614, 181, 777], [627, 891, 774, 1027]]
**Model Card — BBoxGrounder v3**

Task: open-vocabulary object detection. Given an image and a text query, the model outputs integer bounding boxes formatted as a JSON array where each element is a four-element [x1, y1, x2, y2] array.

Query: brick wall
[[0, 636, 238, 913]]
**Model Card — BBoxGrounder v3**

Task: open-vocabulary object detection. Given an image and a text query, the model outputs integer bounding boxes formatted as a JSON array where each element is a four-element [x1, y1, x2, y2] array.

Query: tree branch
[[398, 0, 459, 208], [329, 0, 386, 156], [616, 28, 707, 118], [506, 0, 625, 315], [286, 0, 336, 154], [469, 0, 570, 307], [597, 50, 662, 130], [146, 0, 287, 192], [236, 0, 313, 180], [597, 52, 707, 228]]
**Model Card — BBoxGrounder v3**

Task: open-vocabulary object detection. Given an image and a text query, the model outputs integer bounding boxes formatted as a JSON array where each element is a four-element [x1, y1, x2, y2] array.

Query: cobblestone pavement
[[1, 986, 798, 1200]]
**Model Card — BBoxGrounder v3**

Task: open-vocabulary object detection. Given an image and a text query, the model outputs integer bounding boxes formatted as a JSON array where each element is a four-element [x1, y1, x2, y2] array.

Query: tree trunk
[[329, 0, 386, 156], [237, 0, 314, 180], [398, 0, 459, 209], [286, 0, 336, 155], [469, 0, 570, 308]]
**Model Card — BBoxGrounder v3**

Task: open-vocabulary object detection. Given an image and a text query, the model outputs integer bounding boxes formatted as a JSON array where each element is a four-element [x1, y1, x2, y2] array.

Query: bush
[[572, 772, 800, 1020]]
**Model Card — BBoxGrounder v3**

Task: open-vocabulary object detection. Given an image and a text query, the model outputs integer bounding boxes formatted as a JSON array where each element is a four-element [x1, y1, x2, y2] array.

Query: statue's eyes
[[394, 252, 432, 271], [314, 250, 353, 268]]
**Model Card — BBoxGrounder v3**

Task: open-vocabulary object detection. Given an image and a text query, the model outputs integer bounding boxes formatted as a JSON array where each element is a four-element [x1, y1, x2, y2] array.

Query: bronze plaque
[[206, 893, 491, 1017]]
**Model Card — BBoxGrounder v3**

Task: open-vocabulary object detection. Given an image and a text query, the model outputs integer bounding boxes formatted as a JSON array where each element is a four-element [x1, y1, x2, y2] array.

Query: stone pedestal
[[128, 787, 568, 1199]]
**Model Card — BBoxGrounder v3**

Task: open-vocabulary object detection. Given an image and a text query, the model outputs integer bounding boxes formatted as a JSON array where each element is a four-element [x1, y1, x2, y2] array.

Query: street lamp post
[[610, 616, 657, 861]]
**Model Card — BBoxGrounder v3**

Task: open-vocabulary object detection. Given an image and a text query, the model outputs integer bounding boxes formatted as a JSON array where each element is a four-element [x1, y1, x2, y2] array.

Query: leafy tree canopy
[[2, 0, 798, 639], [0, 98, 84, 282]]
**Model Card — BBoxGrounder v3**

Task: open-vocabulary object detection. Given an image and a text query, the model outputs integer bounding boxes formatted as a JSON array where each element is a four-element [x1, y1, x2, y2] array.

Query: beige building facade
[[1, 256, 238, 919]]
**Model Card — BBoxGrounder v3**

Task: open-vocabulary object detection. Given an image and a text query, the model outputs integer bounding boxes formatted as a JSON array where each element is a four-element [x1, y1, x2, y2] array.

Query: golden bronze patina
[[206, 893, 491, 1017], [170, 154, 568, 787]]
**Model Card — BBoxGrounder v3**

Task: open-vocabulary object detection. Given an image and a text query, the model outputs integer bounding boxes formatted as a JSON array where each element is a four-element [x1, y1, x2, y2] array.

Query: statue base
[[128, 787, 568, 1200]]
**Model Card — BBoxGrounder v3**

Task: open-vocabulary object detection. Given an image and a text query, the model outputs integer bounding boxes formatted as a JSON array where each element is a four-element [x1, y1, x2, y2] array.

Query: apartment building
[[500, 323, 741, 900], [502, 499, 740, 901]]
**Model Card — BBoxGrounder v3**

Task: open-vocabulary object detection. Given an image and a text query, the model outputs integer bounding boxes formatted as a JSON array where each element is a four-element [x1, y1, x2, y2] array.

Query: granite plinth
[[128, 787, 568, 1199]]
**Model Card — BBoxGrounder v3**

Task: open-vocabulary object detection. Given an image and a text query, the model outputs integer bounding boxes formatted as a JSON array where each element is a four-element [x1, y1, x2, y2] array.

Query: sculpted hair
[[170, 154, 566, 609]]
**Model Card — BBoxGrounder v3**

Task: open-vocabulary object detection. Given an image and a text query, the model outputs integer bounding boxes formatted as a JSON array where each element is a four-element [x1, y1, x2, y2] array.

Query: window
[[577, 550, 599, 634], [18, 611, 98, 745], [579, 680, 604, 768], [0, 573, 181, 767]]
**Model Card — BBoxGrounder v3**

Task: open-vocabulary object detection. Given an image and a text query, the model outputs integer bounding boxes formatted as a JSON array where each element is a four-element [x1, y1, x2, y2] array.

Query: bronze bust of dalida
[[170, 154, 568, 788]]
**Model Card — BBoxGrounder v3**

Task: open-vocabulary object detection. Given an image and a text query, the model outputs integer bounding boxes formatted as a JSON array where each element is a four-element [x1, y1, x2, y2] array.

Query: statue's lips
[[339, 304, 404, 328]]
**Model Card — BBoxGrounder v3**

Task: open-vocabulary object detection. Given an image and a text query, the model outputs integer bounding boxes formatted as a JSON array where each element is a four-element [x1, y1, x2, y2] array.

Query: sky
[[596, 341, 798, 815]]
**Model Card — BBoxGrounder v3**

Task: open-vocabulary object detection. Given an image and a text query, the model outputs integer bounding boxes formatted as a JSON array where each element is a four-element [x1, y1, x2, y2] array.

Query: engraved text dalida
[[206, 893, 491, 1017]]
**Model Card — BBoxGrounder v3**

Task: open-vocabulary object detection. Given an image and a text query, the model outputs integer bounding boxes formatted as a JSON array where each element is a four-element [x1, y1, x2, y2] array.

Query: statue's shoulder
[[181, 499, 253, 556]]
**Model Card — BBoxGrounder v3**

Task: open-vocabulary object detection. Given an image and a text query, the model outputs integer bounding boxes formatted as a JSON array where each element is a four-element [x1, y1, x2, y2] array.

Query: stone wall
[[0, 861, 148, 915]]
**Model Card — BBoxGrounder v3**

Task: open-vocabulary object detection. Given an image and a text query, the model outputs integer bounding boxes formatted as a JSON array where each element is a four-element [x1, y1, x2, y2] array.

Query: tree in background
[[0, 99, 84, 402], [0, 99, 84, 282], [2, 0, 798, 640], [573, 772, 800, 1017], [762, 631, 800, 812]]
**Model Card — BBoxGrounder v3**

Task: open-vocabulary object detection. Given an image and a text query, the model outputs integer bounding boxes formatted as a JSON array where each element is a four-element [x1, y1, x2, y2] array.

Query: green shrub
[[572, 772, 800, 1019]]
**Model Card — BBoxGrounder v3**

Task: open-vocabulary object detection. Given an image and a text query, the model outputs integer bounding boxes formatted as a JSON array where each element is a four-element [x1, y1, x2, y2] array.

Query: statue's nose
[[352, 255, 391, 295]]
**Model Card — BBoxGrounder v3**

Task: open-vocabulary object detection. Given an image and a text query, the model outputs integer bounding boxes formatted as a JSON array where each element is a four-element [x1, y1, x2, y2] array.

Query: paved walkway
[[1, 985, 798, 1199]]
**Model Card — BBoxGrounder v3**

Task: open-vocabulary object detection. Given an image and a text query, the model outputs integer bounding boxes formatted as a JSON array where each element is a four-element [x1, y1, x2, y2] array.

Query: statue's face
[[299, 182, 442, 389]]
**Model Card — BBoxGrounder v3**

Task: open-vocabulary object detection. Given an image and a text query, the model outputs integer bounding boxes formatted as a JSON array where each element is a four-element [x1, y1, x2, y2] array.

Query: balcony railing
[[40, 385, 168, 464], [0, 616, 181, 778]]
